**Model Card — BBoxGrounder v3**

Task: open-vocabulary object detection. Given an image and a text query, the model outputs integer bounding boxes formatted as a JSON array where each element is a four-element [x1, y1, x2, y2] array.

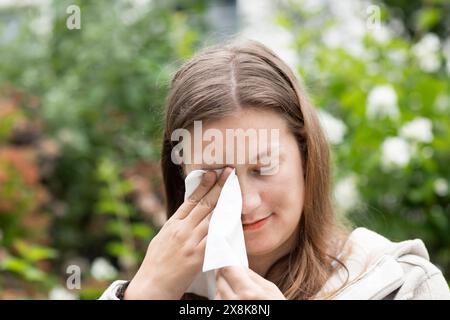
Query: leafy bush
[[0, 0, 206, 298], [278, 0, 450, 277]]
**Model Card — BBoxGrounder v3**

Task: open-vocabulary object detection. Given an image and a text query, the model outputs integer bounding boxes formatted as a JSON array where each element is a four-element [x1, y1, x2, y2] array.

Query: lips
[[242, 214, 272, 231]]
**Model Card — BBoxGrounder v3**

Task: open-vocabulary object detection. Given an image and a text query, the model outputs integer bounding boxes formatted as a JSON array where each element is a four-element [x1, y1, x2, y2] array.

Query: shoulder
[[319, 227, 450, 300]]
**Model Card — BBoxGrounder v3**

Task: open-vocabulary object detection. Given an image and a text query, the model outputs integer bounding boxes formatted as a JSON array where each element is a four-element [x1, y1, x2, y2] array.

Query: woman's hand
[[215, 266, 286, 300], [124, 167, 233, 300]]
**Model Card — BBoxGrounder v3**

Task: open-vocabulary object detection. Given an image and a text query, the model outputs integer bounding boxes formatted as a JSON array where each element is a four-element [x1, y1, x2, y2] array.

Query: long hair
[[161, 39, 352, 299]]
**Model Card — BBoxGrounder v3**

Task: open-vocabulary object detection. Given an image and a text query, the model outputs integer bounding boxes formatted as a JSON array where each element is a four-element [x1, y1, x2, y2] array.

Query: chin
[[244, 237, 278, 256]]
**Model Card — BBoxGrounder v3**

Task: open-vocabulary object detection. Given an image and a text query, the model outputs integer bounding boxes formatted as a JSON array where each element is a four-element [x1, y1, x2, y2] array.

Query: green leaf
[[106, 241, 129, 257], [415, 8, 442, 32], [131, 223, 155, 240], [14, 241, 58, 262]]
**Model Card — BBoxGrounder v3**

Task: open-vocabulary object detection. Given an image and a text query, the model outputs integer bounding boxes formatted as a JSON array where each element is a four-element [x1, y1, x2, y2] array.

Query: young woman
[[100, 40, 450, 300]]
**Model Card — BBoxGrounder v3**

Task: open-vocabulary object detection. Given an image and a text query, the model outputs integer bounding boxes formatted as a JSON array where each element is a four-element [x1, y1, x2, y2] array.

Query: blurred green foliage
[[279, 0, 450, 278], [382, 0, 450, 39], [0, 0, 206, 298]]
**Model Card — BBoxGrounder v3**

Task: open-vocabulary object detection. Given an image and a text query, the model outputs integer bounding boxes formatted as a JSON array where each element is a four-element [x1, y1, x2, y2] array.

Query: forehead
[[186, 108, 292, 156], [200, 107, 290, 132]]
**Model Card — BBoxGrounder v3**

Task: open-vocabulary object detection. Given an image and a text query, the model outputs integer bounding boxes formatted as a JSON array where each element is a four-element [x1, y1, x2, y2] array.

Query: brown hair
[[161, 39, 352, 299]]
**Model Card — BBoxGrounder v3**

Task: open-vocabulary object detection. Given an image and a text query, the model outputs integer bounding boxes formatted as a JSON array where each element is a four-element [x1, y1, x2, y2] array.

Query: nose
[[238, 175, 262, 216]]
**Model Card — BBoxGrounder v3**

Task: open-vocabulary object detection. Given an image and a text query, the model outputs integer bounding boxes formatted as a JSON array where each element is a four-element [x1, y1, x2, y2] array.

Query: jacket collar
[[316, 227, 430, 300], [334, 254, 404, 299]]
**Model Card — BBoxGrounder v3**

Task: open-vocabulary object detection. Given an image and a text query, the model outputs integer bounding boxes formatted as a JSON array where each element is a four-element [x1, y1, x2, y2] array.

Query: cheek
[[269, 176, 303, 233], [244, 163, 304, 254], [265, 174, 304, 220], [261, 177, 303, 232]]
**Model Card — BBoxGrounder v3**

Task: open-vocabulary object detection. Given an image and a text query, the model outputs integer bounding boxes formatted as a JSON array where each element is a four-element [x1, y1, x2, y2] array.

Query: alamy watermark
[[66, 5, 81, 30], [366, 5, 381, 30], [66, 264, 81, 290], [171, 121, 280, 175]]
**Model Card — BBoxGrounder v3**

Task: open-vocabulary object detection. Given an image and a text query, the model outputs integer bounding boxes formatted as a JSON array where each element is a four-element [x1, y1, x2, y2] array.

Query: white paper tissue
[[183, 168, 248, 299]]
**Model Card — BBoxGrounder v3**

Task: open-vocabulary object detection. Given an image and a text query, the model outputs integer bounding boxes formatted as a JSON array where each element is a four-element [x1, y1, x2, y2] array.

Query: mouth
[[242, 213, 273, 231]]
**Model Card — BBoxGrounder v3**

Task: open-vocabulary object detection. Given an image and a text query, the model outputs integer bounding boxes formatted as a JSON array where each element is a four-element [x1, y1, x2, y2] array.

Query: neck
[[248, 226, 299, 278]]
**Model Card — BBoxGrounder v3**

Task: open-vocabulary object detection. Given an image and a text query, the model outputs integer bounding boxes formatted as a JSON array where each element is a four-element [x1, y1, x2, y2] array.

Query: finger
[[247, 268, 269, 285], [192, 212, 212, 245], [185, 167, 233, 228], [218, 266, 254, 292], [172, 170, 217, 220], [246, 269, 284, 299], [216, 271, 237, 300], [195, 234, 207, 260]]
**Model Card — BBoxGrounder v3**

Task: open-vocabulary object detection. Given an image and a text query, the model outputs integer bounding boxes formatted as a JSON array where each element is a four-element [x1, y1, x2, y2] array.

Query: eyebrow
[[199, 147, 283, 170]]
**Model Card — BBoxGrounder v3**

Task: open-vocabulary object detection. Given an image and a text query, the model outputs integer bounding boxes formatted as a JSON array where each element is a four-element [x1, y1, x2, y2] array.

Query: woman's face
[[184, 107, 305, 257]]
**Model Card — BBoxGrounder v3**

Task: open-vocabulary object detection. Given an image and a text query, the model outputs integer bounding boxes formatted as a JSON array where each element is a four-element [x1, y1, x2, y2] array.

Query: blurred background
[[0, 0, 449, 299]]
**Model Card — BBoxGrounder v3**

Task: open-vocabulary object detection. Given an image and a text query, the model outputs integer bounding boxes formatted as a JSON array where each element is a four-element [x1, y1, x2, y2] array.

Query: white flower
[[419, 55, 440, 73], [318, 110, 347, 144], [366, 85, 400, 120], [334, 175, 359, 213], [389, 18, 406, 37], [49, 287, 78, 300], [414, 33, 440, 53], [434, 178, 449, 197], [30, 16, 52, 36], [399, 117, 433, 143], [412, 33, 441, 72], [91, 257, 118, 281], [321, 0, 366, 58], [372, 24, 392, 44], [322, 20, 365, 57], [301, 0, 326, 12], [387, 49, 406, 65], [434, 94, 450, 113], [322, 27, 344, 49], [381, 137, 411, 169]]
